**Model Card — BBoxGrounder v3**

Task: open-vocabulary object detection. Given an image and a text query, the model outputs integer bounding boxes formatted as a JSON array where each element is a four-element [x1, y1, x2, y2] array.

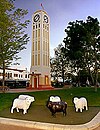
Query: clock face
[[34, 14, 40, 22], [44, 15, 48, 23]]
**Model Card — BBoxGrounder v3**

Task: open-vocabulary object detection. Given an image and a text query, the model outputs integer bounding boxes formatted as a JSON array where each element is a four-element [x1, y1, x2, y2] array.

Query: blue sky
[[14, 0, 100, 70]]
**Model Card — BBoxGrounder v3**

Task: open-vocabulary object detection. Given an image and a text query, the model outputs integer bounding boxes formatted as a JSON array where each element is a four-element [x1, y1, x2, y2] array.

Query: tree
[[50, 57, 59, 81], [50, 44, 69, 84], [0, 0, 30, 86], [63, 16, 100, 91], [83, 16, 100, 91]]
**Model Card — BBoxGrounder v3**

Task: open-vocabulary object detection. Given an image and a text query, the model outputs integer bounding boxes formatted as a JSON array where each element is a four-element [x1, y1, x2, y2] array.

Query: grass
[[0, 87, 100, 125]]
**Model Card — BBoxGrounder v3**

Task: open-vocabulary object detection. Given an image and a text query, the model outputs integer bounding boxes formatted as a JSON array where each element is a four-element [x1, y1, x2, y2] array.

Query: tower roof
[[34, 10, 48, 15]]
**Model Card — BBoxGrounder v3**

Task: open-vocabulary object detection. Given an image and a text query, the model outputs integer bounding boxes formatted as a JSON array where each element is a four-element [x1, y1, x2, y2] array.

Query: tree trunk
[[94, 70, 98, 92], [93, 55, 98, 92], [88, 67, 94, 86], [62, 69, 65, 84], [2, 61, 5, 86], [78, 69, 81, 87]]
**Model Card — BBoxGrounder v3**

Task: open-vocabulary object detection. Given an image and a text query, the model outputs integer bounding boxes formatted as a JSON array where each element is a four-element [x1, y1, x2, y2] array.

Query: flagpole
[[41, 3, 44, 10]]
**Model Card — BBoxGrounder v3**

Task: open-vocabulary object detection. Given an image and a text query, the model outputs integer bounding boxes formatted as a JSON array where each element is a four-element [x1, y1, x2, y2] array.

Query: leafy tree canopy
[[63, 16, 100, 91], [0, 0, 30, 67], [0, 0, 30, 86]]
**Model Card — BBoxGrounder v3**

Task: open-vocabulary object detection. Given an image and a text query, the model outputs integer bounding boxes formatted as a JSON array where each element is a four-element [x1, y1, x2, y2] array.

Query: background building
[[0, 67, 29, 88]]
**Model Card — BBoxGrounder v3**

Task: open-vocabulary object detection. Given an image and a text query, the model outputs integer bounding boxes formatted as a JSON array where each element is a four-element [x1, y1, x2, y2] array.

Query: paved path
[[93, 126, 100, 130], [0, 123, 99, 130], [0, 123, 42, 130]]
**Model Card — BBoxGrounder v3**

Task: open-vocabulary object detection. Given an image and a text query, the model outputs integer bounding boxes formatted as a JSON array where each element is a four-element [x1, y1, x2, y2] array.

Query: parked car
[[51, 80, 63, 88]]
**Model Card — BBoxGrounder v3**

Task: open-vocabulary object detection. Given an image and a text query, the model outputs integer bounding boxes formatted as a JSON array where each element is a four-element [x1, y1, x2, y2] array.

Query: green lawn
[[0, 87, 100, 125]]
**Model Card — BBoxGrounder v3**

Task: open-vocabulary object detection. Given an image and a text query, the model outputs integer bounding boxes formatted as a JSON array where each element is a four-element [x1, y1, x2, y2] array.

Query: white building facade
[[0, 68, 30, 81]]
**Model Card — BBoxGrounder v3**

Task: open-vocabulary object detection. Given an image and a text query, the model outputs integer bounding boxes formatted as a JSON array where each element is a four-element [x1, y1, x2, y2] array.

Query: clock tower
[[29, 10, 52, 89]]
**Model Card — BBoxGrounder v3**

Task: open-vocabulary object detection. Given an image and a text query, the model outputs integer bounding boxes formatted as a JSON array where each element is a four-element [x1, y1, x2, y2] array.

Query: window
[[43, 54, 45, 65], [14, 74, 18, 77], [10, 73, 12, 78], [33, 31, 34, 39], [38, 41, 40, 50], [33, 26, 35, 30], [25, 74, 27, 78], [38, 54, 40, 65], [35, 41, 37, 50], [36, 30, 37, 37], [38, 29, 40, 37], [35, 55, 37, 65], [32, 42, 34, 51], [32, 54, 34, 66], [43, 41, 45, 51]]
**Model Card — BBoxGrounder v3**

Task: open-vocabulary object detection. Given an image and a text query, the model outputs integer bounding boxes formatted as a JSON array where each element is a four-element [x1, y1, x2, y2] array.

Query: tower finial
[[41, 3, 44, 10]]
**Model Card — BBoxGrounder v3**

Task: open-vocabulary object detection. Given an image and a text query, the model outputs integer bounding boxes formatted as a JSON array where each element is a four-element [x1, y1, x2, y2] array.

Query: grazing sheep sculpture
[[73, 97, 88, 112], [11, 95, 35, 114], [18, 95, 35, 102], [46, 96, 67, 116]]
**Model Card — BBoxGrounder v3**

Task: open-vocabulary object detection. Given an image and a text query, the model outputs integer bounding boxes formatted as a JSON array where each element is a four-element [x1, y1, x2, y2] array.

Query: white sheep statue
[[73, 97, 88, 112], [11, 95, 35, 114], [18, 95, 35, 102], [49, 96, 61, 102]]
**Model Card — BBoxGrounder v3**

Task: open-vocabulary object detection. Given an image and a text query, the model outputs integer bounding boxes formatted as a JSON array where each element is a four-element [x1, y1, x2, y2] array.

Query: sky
[[13, 0, 100, 71]]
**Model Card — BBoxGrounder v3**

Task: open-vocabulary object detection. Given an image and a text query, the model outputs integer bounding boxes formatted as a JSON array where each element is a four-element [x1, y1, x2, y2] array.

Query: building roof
[[0, 67, 25, 72]]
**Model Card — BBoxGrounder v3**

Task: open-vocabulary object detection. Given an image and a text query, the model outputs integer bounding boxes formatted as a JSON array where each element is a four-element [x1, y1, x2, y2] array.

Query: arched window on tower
[[38, 41, 40, 50], [38, 29, 40, 37]]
